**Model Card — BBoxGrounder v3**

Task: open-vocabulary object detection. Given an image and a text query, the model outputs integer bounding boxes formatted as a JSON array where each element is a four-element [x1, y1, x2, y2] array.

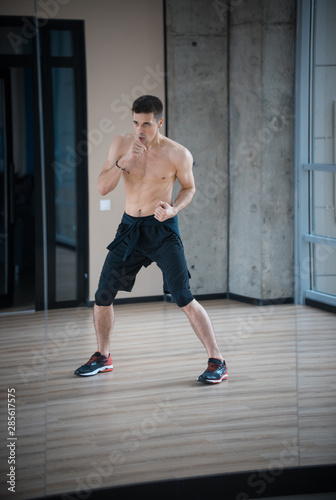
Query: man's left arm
[[154, 149, 195, 222]]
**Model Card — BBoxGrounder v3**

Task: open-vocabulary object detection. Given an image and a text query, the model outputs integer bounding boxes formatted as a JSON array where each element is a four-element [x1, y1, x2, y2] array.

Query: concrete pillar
[[166, 0, 229, 295], [229, 0, 296, 301]]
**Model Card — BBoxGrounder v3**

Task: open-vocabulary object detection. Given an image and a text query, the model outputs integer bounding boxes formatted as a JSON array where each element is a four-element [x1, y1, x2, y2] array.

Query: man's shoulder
[[112, 133, 134, 146], [163, 135, 188, 152], [162, 136, 193, 165]]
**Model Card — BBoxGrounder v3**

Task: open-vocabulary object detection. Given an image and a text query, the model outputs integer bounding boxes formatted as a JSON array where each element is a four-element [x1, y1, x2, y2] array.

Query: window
[[296, 0, 336, 308]]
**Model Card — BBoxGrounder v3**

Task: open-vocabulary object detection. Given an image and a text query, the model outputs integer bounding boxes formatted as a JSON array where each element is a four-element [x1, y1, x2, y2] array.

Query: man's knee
[[95, 288, 116, 306], [170, 288, 194, 308]]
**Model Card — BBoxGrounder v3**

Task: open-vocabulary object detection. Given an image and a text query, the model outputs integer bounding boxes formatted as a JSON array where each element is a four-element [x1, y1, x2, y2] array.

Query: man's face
[[132, 112, 163, 147]]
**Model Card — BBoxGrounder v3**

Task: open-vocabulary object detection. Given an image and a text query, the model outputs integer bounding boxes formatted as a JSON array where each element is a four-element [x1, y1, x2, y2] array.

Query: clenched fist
[[154, 201, 177, 222], [119, 139, 146, 167]]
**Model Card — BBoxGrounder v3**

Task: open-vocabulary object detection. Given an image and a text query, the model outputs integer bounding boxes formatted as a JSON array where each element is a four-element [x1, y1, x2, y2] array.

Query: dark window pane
[[0, 26, 33, 55], [0, 78, 8, 294], [52, 67, 77, 301], [50, 30, 73, 57]]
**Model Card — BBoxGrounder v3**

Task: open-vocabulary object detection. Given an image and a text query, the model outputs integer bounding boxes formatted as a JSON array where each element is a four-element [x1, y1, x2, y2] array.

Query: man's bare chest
[[124, 155, 175, 183]]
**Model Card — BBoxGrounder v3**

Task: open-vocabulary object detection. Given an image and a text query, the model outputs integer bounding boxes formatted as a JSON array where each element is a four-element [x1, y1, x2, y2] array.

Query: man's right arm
[[97, 135, 124, 196]]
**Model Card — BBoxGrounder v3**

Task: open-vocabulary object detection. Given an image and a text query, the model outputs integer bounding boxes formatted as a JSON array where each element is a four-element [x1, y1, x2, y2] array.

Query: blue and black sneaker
[[74, 352, 113, 377], [197, 358, 228, 384]]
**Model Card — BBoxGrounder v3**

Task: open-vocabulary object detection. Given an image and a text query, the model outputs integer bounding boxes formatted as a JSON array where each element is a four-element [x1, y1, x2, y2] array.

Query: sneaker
[[74, 352, 113, 377], [197, 358, 228, 384]]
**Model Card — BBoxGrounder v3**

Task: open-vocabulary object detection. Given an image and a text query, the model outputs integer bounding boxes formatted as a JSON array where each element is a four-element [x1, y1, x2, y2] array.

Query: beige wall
[[0, 0, 165, 301]]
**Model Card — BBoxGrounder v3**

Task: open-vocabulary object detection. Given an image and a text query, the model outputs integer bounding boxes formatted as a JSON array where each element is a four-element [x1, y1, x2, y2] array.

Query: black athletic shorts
[[95, 213, 194, 308]]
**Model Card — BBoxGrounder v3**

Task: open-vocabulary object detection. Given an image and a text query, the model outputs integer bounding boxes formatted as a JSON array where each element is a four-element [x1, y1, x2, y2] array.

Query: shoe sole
[[197, 372, 228, 384], [75, 365, 113, 377]]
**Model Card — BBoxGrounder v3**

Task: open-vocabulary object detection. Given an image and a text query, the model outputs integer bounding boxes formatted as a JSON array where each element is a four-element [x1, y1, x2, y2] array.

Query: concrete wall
[[166, 0, 296, 301]]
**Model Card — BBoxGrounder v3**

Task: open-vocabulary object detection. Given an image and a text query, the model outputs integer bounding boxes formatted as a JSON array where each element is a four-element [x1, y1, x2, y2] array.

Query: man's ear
[[158, 118, 164, 128]]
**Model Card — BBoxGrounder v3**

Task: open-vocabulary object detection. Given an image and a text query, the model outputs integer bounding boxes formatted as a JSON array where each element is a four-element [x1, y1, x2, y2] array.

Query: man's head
[[131, 95, 163, 121], [131, 95, 164, 147]]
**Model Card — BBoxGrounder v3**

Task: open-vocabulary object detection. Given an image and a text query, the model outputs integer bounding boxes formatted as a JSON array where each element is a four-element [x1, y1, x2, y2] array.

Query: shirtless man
[[74, 95, 227, 384]]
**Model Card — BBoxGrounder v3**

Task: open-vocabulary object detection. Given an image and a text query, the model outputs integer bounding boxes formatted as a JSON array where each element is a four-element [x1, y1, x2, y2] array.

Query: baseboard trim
[[228, 293, 294, 306], [306, 298, 336, 314], [87, 293, 294, 307]]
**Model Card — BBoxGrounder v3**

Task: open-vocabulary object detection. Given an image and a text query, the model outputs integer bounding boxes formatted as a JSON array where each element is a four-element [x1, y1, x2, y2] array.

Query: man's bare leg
[[74, 304, 114, 375], [93, 304, 114, 358], [181, 299, 223, 361]]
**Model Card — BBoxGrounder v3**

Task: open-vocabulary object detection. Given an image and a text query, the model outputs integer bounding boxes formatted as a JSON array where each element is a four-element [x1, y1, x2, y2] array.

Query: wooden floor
[[0, 299, 335, 499]]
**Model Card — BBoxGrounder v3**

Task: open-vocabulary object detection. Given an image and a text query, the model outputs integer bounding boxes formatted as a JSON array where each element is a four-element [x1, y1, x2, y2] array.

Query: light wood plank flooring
[[0, 300, 335, 499]]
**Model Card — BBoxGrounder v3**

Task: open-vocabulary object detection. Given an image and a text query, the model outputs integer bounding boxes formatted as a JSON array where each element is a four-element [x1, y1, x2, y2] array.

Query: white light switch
[[100, 199, 111, 211]]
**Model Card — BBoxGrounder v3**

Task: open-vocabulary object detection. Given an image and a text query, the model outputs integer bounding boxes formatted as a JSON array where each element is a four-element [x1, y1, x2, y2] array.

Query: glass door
[[39, 22, 88, 309], [0, 17, 88, 312]]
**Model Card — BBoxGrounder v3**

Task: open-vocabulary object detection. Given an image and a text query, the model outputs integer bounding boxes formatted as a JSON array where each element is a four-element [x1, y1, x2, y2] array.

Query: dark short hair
[[131, 95, 163, 121]]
